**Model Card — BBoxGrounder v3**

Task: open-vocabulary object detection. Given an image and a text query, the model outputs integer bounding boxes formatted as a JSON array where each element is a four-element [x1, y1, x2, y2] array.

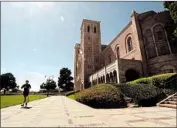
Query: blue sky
[[1, 2, 164, 91]]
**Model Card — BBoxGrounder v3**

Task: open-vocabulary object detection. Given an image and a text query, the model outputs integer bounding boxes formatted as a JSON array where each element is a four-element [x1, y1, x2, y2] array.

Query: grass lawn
[[67, 94, 77, 100], [1, 95, 47, 109]]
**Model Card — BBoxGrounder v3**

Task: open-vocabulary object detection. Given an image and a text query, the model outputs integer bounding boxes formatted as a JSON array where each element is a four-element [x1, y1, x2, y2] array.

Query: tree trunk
[[3, 89, 6, 95], [47, 90, 49, 97]]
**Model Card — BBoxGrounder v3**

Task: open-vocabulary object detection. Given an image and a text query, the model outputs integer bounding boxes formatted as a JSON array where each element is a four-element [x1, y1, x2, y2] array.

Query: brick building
[[74, 10, 177, 91]]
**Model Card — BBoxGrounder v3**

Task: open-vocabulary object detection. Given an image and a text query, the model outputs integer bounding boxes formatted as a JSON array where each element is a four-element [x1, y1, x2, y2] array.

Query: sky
[[1, 2, 165, 91]]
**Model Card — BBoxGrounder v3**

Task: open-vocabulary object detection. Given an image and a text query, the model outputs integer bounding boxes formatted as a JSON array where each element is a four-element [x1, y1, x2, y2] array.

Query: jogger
[[21, 80, 31, 107]]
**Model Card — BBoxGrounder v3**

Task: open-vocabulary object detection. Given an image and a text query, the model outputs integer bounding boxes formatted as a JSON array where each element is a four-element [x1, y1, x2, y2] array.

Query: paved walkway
[[1, 96, 176, 127]]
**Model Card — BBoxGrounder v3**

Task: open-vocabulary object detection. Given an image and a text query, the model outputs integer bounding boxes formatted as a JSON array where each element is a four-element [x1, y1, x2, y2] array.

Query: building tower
[[80, 19, 101, 89]]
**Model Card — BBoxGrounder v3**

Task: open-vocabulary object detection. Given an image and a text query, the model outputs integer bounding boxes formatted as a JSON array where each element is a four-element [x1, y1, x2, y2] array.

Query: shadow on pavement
[[21, 107, 32, 109]]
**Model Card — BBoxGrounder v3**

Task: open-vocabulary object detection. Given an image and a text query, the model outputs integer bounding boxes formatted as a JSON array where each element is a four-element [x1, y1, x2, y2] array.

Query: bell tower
[[80, 19, 101, 89]]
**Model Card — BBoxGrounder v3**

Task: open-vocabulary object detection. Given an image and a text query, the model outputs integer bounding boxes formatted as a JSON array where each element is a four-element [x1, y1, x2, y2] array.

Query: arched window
[[153, 24, 170, 55], [116, 46, 120, 59], [154, 25, 165, 41], [127, 37, 133, 52], [87, 26, 90, 32], [144, 29, 157, 59], [94, 26, 96, 33], [160, 65, 176, 74]]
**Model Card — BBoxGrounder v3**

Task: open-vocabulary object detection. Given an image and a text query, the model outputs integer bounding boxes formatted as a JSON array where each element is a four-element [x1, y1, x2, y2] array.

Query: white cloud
[[10, 2, 56, 17], [16, 71, 59, 91], [32, 48, 37, 51], [17, 71, 45, 91], [60, 16, 64, 22], [29, 72, 44, 78]]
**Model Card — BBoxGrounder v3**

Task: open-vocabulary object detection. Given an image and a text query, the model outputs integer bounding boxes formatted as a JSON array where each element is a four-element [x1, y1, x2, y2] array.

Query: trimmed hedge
[[128, 73, 177, 90], [76, 84, 127, 108], [115, 83, 166, 107], [65, 90, 80, 96]]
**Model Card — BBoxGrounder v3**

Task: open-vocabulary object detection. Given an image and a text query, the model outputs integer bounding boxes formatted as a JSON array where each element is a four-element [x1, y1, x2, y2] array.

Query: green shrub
[[76, 84, 127, 108], [115, 83, 166, 107], [161, 88, 176, 96], [128, 73, 177, 90], [134, 84, 166, 106], [114, 83, 137, 99], [65, 90, 76, 96]]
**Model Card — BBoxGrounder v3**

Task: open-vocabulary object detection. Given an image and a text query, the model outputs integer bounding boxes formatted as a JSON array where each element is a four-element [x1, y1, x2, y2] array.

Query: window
[[144, 29, 157, 59], [127, 37, 133, 52], [95, 57, 99, 63], [153, 24, 165, 41], [94, 26, 96, 33], [88, 57, 92, 63], [108, 55, 111, 63], [88, 65, 92, 69], [117, 47, 120, 59], [156, 31, 163, 41], [88, 37, 90, 40], [88, 47, 91, 51], [87, 26, 90, 32]]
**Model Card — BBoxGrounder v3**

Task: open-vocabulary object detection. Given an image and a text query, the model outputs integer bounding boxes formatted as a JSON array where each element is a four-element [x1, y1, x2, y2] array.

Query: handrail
[[157, 92, 177, 106]]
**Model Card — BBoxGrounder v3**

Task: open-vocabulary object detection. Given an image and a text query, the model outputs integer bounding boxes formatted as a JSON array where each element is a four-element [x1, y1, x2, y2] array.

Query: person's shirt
[[21, 84, 31, 92]]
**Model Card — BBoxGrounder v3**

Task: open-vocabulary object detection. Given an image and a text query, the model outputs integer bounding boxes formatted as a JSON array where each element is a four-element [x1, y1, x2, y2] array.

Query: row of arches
[[91, 69, 140, 86], [92, 70, 118, 85]]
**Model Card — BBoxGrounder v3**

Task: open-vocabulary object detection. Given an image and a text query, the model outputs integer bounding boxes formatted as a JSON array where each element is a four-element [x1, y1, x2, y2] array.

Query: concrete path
[[1, 96, 176, 127]]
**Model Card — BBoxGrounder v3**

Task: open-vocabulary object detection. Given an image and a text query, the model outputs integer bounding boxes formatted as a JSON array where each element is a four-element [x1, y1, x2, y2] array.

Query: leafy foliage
[[40, 79, 57, 96], [115, 83, 166, 107], [128, 73, 177, 90], [58, 68, 74, 91], [164, 1, 177, 37], [0, 73, 17, 94], [76, 84, 127, 108], [65, 90, 80, 96]]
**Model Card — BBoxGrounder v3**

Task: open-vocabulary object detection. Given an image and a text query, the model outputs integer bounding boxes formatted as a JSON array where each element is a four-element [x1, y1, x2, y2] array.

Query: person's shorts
[[23, 91, 29, 97]]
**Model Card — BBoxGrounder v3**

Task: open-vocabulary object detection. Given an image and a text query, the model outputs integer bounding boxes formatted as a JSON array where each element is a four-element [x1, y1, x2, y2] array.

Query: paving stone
[[1, 96, 176, 127], [128, 121, 169, 127]]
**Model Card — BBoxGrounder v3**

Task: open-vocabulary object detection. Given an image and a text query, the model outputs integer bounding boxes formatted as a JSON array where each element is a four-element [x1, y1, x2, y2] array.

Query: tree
[[11, 86, 20, 93], [164, 1, 177, 37], [40, 79, 57, 97], [58, 68, 74, 92], [0, 73, 17, 95]]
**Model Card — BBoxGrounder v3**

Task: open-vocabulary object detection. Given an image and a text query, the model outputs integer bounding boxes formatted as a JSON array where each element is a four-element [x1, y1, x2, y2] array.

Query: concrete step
[[164, 101, 177, 105], [173, 95, 177, 98], [158, 104, 177, 109], [167, 98, 177, 101]]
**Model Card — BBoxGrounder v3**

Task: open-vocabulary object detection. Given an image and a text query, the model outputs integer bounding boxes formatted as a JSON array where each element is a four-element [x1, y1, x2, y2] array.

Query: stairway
[[157, 92, 177, 109]]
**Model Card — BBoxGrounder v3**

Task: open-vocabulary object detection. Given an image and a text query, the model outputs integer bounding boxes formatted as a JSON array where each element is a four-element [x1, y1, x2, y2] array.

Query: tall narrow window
[[144, 29, 157, 59], [116, 47, 120, 59], [153, 24, 169, 55], [94, 26, 96, 33], [127, 37, 133, 52], [156, 31, 163, 40], [87, 26, 90, 32], [108, 55, 111, 63], [154, 25, 165, 41]]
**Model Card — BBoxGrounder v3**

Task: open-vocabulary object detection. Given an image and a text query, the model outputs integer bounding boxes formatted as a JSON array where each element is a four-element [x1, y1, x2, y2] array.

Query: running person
[[21, 80, 31, 107]]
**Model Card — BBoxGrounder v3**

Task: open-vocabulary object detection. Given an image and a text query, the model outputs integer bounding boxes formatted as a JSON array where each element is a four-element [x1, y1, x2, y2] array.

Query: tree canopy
[[58, 68, 74, 91], [164, 1, 177, 37], [0, 73, 17, 94], [40, 78, 57, 96]]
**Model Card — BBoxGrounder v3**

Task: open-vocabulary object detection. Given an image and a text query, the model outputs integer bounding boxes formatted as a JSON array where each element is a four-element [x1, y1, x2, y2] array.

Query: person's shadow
[[21, 107, 32, 109]]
